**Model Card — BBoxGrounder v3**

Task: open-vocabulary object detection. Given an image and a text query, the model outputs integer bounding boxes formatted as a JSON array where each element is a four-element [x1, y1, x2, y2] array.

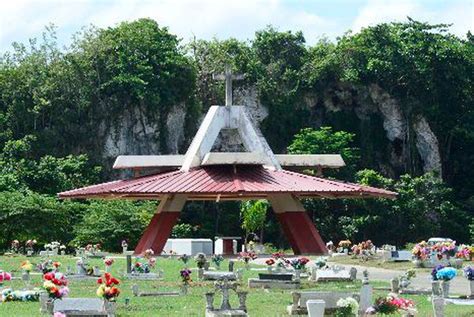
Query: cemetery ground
[[1, 255, 473, 316]]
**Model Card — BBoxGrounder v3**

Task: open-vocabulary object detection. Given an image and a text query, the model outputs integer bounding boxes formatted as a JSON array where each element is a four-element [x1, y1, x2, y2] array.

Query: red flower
[[104, 273, 111, 280], [44, 272, 54, 281], [111, 277, 120, 285], [97, 278, 103, 284]]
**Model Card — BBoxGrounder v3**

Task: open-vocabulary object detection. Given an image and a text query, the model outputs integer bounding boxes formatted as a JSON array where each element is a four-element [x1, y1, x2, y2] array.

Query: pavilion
[[59, 67, 396, 255]]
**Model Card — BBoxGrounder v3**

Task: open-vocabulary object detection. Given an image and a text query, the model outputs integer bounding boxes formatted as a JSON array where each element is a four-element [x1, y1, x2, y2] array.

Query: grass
[[327, 255, 432, 272], [0, 254, 472, 316]]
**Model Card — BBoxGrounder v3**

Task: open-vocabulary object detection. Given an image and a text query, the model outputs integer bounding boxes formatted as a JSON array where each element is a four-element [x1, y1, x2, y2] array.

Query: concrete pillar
[[134, 195, 186, 255], [269, 194, 327, 255]]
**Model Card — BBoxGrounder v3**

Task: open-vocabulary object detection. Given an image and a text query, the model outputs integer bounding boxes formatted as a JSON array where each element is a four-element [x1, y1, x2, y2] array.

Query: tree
[[288, 127, 360, 179], [240, 200, 268, 248]]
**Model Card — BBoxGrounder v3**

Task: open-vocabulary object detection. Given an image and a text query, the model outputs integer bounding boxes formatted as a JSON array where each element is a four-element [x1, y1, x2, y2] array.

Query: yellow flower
[[96, 285, 105, 297], [20, 260, 33, 271], [43, 281, 55, 289]]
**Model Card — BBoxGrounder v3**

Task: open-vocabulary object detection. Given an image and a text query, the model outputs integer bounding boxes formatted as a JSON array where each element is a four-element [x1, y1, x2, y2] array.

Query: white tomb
[[162, 238, 213, 255], [215, 238, 238, 255]]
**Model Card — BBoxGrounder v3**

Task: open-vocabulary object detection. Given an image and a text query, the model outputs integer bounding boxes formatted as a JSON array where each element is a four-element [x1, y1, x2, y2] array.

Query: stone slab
[[205, 309, 248, 317], [124, 273, 162, 280], [203, 271, 237, 281], [53, 298, 108, 316], [248, 278, 300, 289]]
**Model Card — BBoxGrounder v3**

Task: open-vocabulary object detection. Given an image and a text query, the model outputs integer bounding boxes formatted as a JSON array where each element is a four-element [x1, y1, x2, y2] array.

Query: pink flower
[[54, 313, 66, 317], [0, 271, 12, 282], [59, 287, 69, 297]]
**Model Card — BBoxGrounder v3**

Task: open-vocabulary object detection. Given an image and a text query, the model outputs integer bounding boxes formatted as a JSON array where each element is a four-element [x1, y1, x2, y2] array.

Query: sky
[[0, 0, 472, 52]]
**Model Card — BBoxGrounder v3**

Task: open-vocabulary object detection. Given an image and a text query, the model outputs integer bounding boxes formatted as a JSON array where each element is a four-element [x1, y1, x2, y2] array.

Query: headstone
[[248, 272, 300, 289], [391, 277, 400, 293], [287, 291, 359, 315], [359, 271, 372, 314], [306, 299, 325, 317], [313, 266, 357, 282], [53, 298, 114, 316], [126, 255, 132, 274], [228, 260, 234, 272], [131, 284, 180, 297], [203, 271, 237, 281], [432, 296, 445, 317]]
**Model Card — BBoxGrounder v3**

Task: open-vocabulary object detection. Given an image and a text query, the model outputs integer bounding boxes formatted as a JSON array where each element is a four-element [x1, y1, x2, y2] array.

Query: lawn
[[327, 254, 431, 272], [0, 255, 472, 316]]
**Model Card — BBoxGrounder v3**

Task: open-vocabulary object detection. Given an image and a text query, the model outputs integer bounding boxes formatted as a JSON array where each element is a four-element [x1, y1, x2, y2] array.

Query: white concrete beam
[[275, 154, 345, 168]]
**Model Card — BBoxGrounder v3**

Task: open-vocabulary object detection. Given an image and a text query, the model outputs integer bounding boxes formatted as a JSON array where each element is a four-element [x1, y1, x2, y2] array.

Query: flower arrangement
[[194, 252, 208, 269], [0, 271, 12, 286], [436, 267, 457, 281], [289, 257, 310, 271], [143, 249, 154, 259], [265, 258, 275, 266], [211, 254, 224, 268], [411, 241, 430, 260], [132, 261, 151, 274], [455, 245, 471, 260], [25, 239, 37, 249], [43, 272, 69, 300], [52, 261, 61, 271], [314, 257, 327, 269], [366, 295, 414, 315], [45, 241, 61, 252], [463, 266, 474, 280], [178, 254, 190, 265], [351, 240, 375, 256], [180, 268, 192, 285], [335, 297, 359, 317], [1, 288, 40, 302], [432, 241, 457, 259], [20, 260, 33, 272], [104, 258, 114, 267], [96, 273, 120, 301], [338, 240, 352, 248], [11, 240, 20, 253], [431, 265, 445, 280], [239, 251, 257, 265], [121, 240, 128, 249], [271, 252, 285, 259], [37, 259, 53, 274]]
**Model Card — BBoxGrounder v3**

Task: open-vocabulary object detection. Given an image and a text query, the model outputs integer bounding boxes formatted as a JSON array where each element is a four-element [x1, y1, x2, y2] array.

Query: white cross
[[212, 65, 244, 106]]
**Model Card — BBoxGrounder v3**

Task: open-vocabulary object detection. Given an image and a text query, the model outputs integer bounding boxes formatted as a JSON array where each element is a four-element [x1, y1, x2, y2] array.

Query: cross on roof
[[212, 65, 244, 106]]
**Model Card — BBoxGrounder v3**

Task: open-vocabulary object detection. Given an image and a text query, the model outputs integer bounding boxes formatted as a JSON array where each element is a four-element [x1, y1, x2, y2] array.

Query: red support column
[[269, 194, 327, 255], [275, 212, 327, 255], [134, 195, 186, 255], [134, 212, 180, 255]]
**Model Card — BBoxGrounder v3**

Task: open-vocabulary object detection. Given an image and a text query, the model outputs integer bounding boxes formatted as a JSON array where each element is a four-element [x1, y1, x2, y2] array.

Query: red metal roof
[[58, 165, 396, 200]]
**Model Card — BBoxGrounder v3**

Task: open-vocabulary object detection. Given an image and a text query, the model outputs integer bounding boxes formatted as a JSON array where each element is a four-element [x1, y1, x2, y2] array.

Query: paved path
[[253, 257, 470, 295]]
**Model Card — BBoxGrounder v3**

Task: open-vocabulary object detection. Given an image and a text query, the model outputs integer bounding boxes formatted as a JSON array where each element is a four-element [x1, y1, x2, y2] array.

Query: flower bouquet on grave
[[211, 254, 224, 269], [132, 261, 151, 274], [338, 240, 351, 253], [0, 271, 12, 287], [238, 251, 257, 269], [289, 257, 310, 271], [398, 269, 416, 289], [265, 258, 275, 273], [42, 271, 69, 313], [194, 252, 208, 269], [97, 273, 120, 314], [335, 297, 359, 317], [314, 257, 327, 269], [11, 240, 20, 254], [411, 240, 430, 261], [52, 261, 61, 272], [143, 248, 154, 259], [366, 295, 415, 315], [178, 254, 190, 266], [271, 252, 285, 260], [20, 260, 33, 287], [37, 259, 53, 274], [103, 258, 114, 272], [180, 268, 192, 294], [1, 288, 40, 302], [434, 266, 457, 297], [25, 239, 37, 254]]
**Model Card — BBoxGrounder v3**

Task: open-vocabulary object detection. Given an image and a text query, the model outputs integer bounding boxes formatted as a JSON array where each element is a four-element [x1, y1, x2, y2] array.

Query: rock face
[[100, 82, 442, 177], [413, 116, 442, 174]]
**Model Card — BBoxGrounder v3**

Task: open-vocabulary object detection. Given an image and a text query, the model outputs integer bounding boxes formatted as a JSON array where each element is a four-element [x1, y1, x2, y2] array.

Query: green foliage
[[288, 127, 360, 178], [0, 191, 86, 249], [171, 223, 198, 238], [240, 200, 268, 235], [72, 200, 156, 251]]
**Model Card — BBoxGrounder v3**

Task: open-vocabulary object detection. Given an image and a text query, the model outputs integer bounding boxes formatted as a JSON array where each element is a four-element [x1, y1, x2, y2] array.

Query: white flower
[[337, 297, 359, 315]]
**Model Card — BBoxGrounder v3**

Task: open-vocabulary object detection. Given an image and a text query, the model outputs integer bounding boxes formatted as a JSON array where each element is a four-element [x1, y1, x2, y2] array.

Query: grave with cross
[[59, 65, 396, 256]]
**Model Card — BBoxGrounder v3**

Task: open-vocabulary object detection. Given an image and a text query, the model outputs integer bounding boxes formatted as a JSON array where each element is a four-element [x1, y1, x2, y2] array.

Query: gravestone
[[249, 272, 300, 289], [53, 298, 115, 316], [131, 284, 180, 297], [228, 260, 234, 272], [205, 277, 248, 317], [432, 296, 445, 317], [203, 271, 237, 281], [287, 291, 359, 315], [306, 300, 325, 317], [313, 266, 357, 282], [359, 270, 372, 315]]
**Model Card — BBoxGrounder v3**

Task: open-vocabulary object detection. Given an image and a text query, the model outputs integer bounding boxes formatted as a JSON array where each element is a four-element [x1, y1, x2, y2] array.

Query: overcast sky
[[1, 0, 472, 52]]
